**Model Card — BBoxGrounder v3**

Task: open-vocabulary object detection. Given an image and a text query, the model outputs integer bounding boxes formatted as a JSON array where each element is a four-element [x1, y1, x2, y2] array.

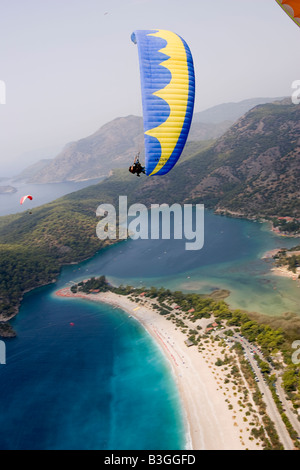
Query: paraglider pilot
[[129, 153, 145, 177]]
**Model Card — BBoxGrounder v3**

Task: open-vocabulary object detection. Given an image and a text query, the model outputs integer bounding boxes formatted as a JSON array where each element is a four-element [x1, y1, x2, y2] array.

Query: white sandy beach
[[56, 287, 264, 450], [262, 249, 300, 281], [270, 265, 300, 280]]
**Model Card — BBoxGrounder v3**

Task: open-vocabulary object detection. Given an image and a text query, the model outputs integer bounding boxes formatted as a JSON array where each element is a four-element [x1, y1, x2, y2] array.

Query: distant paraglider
[[275, 0, 300, 27], [20, 195, 33, 205], [131, 29, 195, 176], [20, 195, 33, 214]]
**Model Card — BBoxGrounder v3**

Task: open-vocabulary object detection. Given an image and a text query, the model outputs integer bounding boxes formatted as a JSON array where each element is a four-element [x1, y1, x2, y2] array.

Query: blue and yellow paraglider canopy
[[132, 29, 195, 176]]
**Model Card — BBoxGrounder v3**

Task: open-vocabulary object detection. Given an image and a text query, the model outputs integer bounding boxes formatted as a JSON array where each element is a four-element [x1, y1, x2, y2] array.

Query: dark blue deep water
[[0, 209, 299, 450], [1, 288, 185, 450]]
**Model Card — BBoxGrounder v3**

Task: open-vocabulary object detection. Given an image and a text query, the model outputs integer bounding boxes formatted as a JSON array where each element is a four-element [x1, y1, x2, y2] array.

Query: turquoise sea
[[0, 209, 299, 450]]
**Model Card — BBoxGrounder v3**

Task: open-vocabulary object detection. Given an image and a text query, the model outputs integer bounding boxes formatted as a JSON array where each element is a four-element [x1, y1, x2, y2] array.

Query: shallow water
[[63, 210, 300, 316]]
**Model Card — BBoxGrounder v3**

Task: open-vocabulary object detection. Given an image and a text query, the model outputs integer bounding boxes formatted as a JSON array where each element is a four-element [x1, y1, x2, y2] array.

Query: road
[[219, 332, 295, 450], [276, 374, 300, 440]]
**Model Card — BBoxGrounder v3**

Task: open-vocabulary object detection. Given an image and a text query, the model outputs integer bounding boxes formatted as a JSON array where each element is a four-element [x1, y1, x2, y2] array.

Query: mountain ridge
[[120, 99, 300, 219], [193, 96, 285, 123], [18, 97, 285, 184]]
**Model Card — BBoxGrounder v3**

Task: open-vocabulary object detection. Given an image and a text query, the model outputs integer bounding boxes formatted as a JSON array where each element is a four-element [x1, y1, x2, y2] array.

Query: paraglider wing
[[275, 0, 300, 27], [20, 195, 33, 205], [131, 29, 195, 176]]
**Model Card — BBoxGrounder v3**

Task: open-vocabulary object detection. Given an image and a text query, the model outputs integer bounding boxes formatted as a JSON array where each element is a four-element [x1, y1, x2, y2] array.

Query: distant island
[[0, 185, 17, 194]]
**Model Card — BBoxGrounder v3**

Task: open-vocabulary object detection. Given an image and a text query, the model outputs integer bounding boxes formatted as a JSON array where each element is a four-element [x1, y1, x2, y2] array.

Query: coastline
[[262, 249, 300, 281], [261, 248, 283, 259], [270, 266, 300, 280], [56, 286, 264, 450], [1, 209, 298, 327]]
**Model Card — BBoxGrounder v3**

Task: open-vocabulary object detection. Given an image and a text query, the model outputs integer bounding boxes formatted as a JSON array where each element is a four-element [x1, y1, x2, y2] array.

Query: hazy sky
[[0, 0, 299, 175]]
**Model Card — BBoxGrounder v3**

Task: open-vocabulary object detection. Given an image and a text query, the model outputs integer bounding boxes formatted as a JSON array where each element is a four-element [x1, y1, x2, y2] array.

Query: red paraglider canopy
[[20, 195, 33, 205]]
